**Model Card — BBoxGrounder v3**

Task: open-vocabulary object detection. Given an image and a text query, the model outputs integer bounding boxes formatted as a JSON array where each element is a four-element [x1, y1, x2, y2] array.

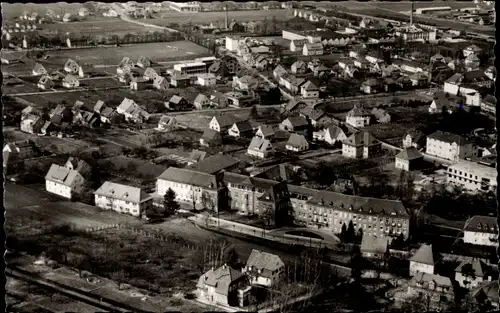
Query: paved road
[[5, 86, 126, 97], [111, 3, 180, 33]]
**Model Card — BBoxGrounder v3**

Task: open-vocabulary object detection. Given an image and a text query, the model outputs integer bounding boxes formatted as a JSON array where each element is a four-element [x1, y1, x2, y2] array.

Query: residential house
[[247, 136, 273, 159], [99, 107, 115, 124], [455, 259, 494, 290], [285, 133, 309, 152], [279, 116, 309, 132], [94, 181, 153, 217], [45, 164, 86, 200], [233, 75, 257, 91], [143, 67, 158, 81], [395, 147, 423, 171], [324, 125, 347, 145], [169, 72, 191, 88], [64, 157, 91, 178], [32, 63, 47, 76], [197, 264, 249, 307], [21, 106, 42, 120], [446, 160, 497, 192], [291, 61, 307, 74], [167, 95, 190, 111], [409, 244, 440, 276], [209, 114, 239, 133], [303, 43, 324, 56], [228, 121, 254, 138], [425, 131, 474, 161], [463, 215, 498, 247], [209, 91, 230, 109], [117, 64, 132, 77], [430, 53, 444, 63], [253, 54, 270, 71], [187, 149, 207, 166], [360, 78, 380, 94], [463, 44, 483, 57], [116, 98, 150, 123], [255, 125, 275, 140], [62, 74, 79, 88], [290, 39, 307, 53], [300, 108, 332, 128], [136, 56, 152, 68], [37, 75, 54, 90], [396, 76, 413, 90], [193, 94, 210, 110], [371, 108, 391, 124], [273, 65, 288, 80], [428, 97, 454, 114], [444, 71, 493, 96], [464, 54, 480, 71], [157, 115, 177, 131], [153, 76, 169, 90], [407, 273, 454, 310], [49, 104, 73, 124], [93, 100, 106, 113], [157, 167, 223, 211], [20, 116, 45, 134], [410, 72, 429, 87], [208, 56, 241, 77], [346, 105, 371, 127], [62, 13, 72, 22], [64, 59, 80, 74], [3, 140, 37, 159], [188, 154, 240, 175], [242, 250, 285, 287], [484, 66, 496, 81], [200, 129, 223, 147], [229, 20, 245, 33], [300, 80, 319, 98], [196, 73, 216, 87], [361, 236, 389, 259], [342, 131, 382, 159], [481, 94, 496, 115], [282, 99, 307, 115], [365, 51, 385, 64]]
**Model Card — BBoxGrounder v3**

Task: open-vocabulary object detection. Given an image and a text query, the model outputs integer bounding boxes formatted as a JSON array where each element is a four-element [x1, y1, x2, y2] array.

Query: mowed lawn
[[151, 9, 294, 26], [37, 41, 211, 66]]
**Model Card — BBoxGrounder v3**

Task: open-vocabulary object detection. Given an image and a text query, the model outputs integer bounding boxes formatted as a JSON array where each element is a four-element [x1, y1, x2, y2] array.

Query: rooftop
[[94, 181, 152, 204], [189, 154, 240, 175], [464, 215, 498, 234]]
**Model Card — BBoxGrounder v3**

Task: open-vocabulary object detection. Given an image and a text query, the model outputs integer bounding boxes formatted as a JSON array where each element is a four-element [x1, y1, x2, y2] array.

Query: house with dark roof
[[279, 116, 309, 132], [64, 157, 91, 179], [463, 215, 498, 247], [428, 96, 455, 114], [37, 75, 54, 90], [209, 91, 230, 109], [95, 181, 153, 217], [242, 249, 285, 287], [170, 72, 191, 88], [425, 131, 474, 161], [323, 125, 347, 145], [32, 63, 47, 76], [189, 154, 240, 175], [255, 125, 275, 140], [395, 147, 423, 171], [469, 281, 499, 309], [193, 94, 210, 110], [20, 116, 45, 134], [360, 78, 380, 94], [187, 149, 207, 166], [209, 114, 239, 133], [342, 131, 381, 159], [409, 244, 440, 277], [167, 95, 190, 111], [403, 129, 426, 149], [62, 74, 79, 88], [200, 129, 223, 147], [153, 76, 169, 90], [300, 80, 319, 99], [273, 64, 288, 80], [455, 259, 495, 290], [285, 133, 309, 152], [228, 121, 254, 138], [481, 94, 496, 115], [247, 136, 273, 159], [49, 104, 73, 125], [197, 264, 249, 307], [157, 167, 224, 211], [407, 272, 454, 310]]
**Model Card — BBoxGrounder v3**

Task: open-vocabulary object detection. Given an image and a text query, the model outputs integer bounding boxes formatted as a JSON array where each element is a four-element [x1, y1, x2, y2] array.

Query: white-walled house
[[455, 259, 493, 290], [94, 181, 153, 218], [463, 215, 498, 247], [285, 133, 309, 152], [324, 125, 347, 145], [409, 244, 439, 277], [446, 160, 497, 192], [300, 80, 319, 98], [345, 106, 371, 127], [242, 249, 285, 287], [197, 73, 216, 86], [425, 131, 474, 162], [247, 136, 273, 159], [209, 114, 238, 133], [395, 147, 423, 171], [45, 164, 86, 200]]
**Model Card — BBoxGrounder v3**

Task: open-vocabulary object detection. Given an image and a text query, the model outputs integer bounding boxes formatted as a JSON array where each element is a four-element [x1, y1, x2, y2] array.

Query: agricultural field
[[31, 41, 211, 66], [151, 9, 294, 27], [336, 1, 480, 12], [2, 3, 84, 20]]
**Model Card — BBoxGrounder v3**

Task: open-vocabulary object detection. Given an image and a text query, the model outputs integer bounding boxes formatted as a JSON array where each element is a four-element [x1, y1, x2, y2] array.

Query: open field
[[27, 41, 211, 66], [2, 3, 84, 20], [336, 1, 481, 12], [151, 9, 294, 26]]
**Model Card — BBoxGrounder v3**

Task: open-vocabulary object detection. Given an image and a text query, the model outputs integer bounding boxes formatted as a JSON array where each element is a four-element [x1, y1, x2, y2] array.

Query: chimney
[[410, 1, 414, 25]]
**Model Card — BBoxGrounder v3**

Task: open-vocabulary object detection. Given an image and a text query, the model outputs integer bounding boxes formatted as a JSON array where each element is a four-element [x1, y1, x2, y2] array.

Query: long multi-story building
[[94, 181, 153, 217], [463, 215, 498, 247], [446, 160, 497, 192], [173, 62, 207, 76], [425, 131, 474, 162], [169, 1, 201, 13], [288, 185, 410, 240]]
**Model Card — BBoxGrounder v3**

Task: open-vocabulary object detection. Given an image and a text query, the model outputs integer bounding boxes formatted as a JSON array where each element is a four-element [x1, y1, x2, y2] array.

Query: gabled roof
[[464, 215, 498, 234], [189, 154, 240, 175], [465, 44, 483, 52], [197, 265, 245, 296], [65, 157, 91, 177], [483, 94, 496, 105], [325, 125, 345, 139], [94, 100, 106, 112], [257, 125, 275, 137], [63, 74, 78, 83], [45, 164, 81, 187], [117, 98, 138, 113], [410, 272, 453, 290], [246, 249, 284, 277], [248, 136, 272, 153], [286, 133, 308, 147], [273, 65, 288, 76], [188, 149, 207, 163], [396, 147, 423, 160], [347, 105, 370, 117], [158, 167, 220, 188], [304, 43, 323, 50], [427, 131, 468, 145], [94, 181, 152, 203], [455, 259, 490, 278], [33, 62, 46, 74], [409, 244, 439, 265], [471, 281, 499, 303], [159, 115, 177, 126], [284, 116, 308, 128], [232, 120, 253, 133], [301, 80, 319, 91], [212, 114, 239, 128], [194, 93, 209, 105], [169, 95, 185, 104], [201, 128, 223, 142], [405, 128, 425, 142], [343, 131, 378, 147], [361, 236, 388, 254]]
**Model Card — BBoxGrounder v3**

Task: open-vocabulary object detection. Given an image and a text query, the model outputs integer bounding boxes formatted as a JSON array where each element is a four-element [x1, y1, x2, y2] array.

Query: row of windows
[[448, 174, 480, 184], [96, 195, 136, 205], [447, 168, 479, 179]]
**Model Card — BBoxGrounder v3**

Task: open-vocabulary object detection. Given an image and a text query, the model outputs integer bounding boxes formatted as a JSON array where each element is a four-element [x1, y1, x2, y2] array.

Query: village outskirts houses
[[395, 147, 424, 171], [116, 97, 150, 123], [403, 129, 426, 149], [20, 115, 45, 134], [346, 105, 371, 127], [209, 114, 239, 133], [279, 116, 309, 133], [455, 259, 495, 290], [409, 244, 440, 277], [247, 136, 273, 159], [32, 63, 47, 76], [143, 67, 159, 81], [285, 133, 309, 152], [406, 272, 455, 310], [242, 249, 285, 287], [300, 80, 319, 98], [463, 215, 498, 247], [37, 75, 54, 90], [94, 181, 154, 218], [316, 125, 347, 145], [167, 95, 190, 111], [303, 43, 324, 56], [196, 73, 216, 87], [153, 76, 169, 90], [446, 160, 497, 192], [194, 94, 210, 110], [228, 121, 254, 138], [45, 158, 90, 199], [360, 236, 389, 259], [255, 125, 275, 141], [64, 58, 80, 74], [199, 129, 223, 148]]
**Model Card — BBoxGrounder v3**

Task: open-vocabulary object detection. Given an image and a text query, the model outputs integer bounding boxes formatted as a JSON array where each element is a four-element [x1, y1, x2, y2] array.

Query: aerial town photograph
[[2, 0, 497, 312]]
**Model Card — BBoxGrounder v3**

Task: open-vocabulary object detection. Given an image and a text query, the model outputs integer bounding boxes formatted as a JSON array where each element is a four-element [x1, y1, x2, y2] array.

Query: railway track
[[6, 266, 151, 313]]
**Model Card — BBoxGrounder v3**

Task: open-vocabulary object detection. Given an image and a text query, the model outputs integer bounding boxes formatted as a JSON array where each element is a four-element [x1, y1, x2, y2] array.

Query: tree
[[346, 220, 355, 242], [163, 188, 180, 216], [340, 223, 347, 240], [356, 227, 363, 242], [125, 161, 138, 173], [349, 245, 363, 281], [250, 104, 259, 118], [111, 269, 128, 290]]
